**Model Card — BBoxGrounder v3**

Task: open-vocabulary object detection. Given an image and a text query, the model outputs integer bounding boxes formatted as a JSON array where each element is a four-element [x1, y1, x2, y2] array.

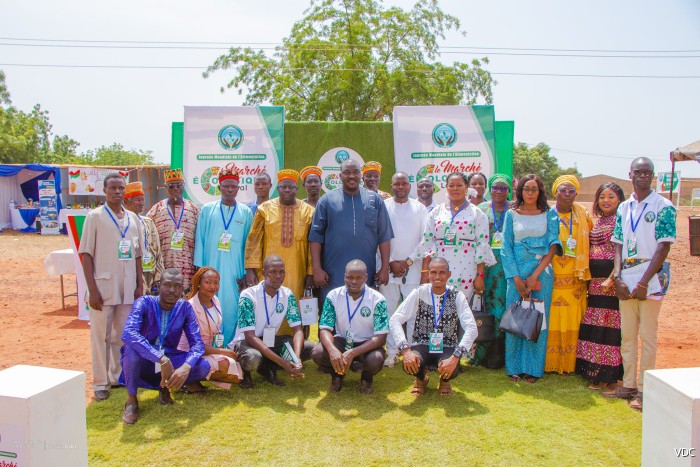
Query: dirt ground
[[1, 208, 699, 402]]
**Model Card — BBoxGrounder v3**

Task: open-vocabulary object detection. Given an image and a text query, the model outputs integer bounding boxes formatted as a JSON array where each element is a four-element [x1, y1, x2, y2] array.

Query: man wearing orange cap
[[147, 169, 200, 290], [362, 161, 391, 200], [194, 164, 253, 346], [300, 166, 322, 208], [124, 181, 163, 294], [244, 169, 315, 306]]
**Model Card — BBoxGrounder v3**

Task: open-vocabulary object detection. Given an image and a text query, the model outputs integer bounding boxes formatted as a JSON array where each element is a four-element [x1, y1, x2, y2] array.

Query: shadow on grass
[[234, 371, 324, 414], [315, 372, 399, 421]]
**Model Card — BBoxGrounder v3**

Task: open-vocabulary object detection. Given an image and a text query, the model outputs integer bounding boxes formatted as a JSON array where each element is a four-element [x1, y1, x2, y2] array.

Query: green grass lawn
[[87, 364, 641, 466]]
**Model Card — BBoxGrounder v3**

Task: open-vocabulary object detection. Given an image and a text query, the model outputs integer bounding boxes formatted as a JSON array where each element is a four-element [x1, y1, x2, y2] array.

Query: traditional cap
[[299, 166, 322, 182], [218, 163, 240, 183], [277, 169, 299, 184], [552, 175, 580, 196], [362, 161, 382, 175], [164, 169, 184, 183], [124, 181, 144, 199]]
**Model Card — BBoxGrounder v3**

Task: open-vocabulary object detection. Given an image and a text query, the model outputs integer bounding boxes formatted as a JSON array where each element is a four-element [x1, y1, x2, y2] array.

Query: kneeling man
[[232, 255, 314, 388], [312, 259, 389, 394], [120, 268, 210, 424], [389, 257, 477, 396]]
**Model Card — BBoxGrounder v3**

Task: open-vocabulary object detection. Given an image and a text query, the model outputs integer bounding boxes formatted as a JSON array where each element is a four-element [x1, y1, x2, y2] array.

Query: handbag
[[499, 294, 543, 343], [470, 293, 495, 343]]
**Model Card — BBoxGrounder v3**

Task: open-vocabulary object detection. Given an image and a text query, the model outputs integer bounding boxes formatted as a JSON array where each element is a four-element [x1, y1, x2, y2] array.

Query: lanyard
[[104, 205, 130, 239], [629, 202, 649, 234], [345, 287, 367, 326], [263, 289, 280, 326], [155, 302, 172, 350], [557, 210, 574, 237], [203, 302, 222, 334], [167, 202, 185, 230], [430, 289, 448, 331], [492, 201, 508, 232], [137, 214, 148, 250], [219, 201, 237, 231], [449, 201, 469, 226]]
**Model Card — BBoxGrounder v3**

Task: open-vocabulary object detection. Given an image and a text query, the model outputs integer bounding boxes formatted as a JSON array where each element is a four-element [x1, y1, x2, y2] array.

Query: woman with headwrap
[[546, 175, 593, 374], [469, 173, 511, 368]]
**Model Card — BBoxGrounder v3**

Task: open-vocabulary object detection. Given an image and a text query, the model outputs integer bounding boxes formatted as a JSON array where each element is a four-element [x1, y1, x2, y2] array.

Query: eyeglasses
[[522, 187, 539, 194], [491, 185, 509, 193], [166, 183, 184, 189], [558, 188, 577, 195], [632, 169, 653, 177]]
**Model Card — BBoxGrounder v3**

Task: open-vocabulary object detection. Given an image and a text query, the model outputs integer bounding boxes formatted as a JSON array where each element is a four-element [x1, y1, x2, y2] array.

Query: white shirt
[[319, 286, 389, 342], [232, 281, 301, 344], [384, 198, 429, 284], [611, 190, 676, 259]]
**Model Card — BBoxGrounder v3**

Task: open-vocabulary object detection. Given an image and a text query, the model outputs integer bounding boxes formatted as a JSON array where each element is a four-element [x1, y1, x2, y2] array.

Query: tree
[[0, 104, 52, 164], [204, 0, 494, 121], [78, 143, 155, 166], [0, 70, 10, 105], [513, 142, 582, 189]]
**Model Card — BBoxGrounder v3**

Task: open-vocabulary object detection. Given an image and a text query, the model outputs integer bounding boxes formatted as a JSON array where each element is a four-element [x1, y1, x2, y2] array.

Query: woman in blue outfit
[[501, 174, 562, 383]]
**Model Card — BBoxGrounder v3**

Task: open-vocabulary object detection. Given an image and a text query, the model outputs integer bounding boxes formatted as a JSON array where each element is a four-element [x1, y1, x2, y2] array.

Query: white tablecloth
[[9, 208, 38, 230], [58, 209, 92, 226], [44, 249, 76, 276]]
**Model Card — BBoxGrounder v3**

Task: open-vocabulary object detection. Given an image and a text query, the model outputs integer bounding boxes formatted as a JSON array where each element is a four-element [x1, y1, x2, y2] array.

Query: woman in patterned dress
[[575, 182, 625, 390]]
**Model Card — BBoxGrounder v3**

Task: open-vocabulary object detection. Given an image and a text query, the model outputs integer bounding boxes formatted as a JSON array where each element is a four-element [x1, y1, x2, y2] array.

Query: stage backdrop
[[393, 105, 512, 204], [172, 106, 284, 206]]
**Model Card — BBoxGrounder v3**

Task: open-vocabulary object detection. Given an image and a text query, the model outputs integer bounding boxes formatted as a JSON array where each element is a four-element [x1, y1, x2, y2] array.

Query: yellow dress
[[244, 198, 315, 335], [546, 208, 592, 373]]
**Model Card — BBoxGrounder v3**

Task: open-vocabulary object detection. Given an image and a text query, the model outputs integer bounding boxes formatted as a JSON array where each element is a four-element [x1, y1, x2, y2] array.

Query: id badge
[[429, 332, 444, 354], [170, 231, 185, 250], [118, 239, 133, 260], [345, 330, 354, 350], [444, 227, 457, 246], [627, 235, 638, 258], [212, 332, 224, 348], [155, 361, 161, 373], [564, 236, 577, 258], [491, 231, 503, 249], [262, 326, 276, 347], [142, 252, 154, 271], [218, 232, 232, 252]]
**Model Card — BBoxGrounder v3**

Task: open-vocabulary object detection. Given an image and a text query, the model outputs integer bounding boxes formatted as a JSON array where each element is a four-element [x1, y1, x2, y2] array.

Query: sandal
[[181, 382, 208, 395], [410, 376, 429, 397], [522, 375, 537, 384], [438, 378, 453, 396], [588, 382, 603, 390], [508, 375, 522, 383]]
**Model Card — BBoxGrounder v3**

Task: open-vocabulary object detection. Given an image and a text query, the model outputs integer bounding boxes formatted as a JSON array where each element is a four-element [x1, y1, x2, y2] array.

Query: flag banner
[[38, 180, 60, 235], [67, 168, 128, 196], [182, 106, 284, 206], [66, 214, 90, 320], [656, 171, 681, 194], [393, 105, 501, 204]]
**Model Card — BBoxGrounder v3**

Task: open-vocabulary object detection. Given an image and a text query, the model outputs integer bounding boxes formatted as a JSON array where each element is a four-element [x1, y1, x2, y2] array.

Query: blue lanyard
[[629, 202, 648, 234], [557, 210, 574, 237], [491, 201, 508, 232], [104, 205, 130, 239], [345, 287, 367, 325], [137, 214, 148, 250], [449, 201, 469, 226], [155, 301, 172, 350], [167, 202, 185, 230], [263, 289, 280, 326], [219, 201, 237, 231], [203, 303, 222, 333], [430, 289, 448, 331]]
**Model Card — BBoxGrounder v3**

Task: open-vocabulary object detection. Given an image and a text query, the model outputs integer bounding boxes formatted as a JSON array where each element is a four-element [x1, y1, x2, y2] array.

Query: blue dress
[[501, 208, 561, 377]]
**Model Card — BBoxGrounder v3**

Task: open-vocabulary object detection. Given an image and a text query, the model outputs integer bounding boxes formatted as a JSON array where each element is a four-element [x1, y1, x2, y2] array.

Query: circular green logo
[[360, 306, 371, 318], [201, 166, 221, 196]]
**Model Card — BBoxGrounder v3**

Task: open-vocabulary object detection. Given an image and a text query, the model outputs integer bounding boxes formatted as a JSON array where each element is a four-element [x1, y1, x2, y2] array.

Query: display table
[[9, 207, 39, 232], [643, 367, 700, 466], [0, 365, 87, 466], [44, 249, 77, 309], [58, 208, 91, 226]]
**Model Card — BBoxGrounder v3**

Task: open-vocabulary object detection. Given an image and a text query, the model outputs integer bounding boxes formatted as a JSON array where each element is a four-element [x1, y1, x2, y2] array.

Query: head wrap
[[218, 164, 240, 183], [487, 173, 512, 191], [552, 175, 580, 196], [362, 161, 382, 175], [164, 169, 184, 183], [299, 166, 322, 182], [277, 169, 299, 184], [124, 181, 144, 199]]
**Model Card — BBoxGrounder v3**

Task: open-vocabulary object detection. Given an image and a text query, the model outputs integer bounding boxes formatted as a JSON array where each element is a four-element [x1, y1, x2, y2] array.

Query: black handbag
[[470, 293, 495, 343], [498, 295, 543, 343]]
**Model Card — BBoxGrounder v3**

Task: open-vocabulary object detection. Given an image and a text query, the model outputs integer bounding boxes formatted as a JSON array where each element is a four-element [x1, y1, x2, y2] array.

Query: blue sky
[[2, 0, 699, 178]]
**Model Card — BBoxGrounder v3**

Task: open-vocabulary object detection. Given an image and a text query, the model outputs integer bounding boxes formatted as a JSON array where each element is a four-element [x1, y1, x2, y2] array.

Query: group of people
[[77, 156, 675, 425]]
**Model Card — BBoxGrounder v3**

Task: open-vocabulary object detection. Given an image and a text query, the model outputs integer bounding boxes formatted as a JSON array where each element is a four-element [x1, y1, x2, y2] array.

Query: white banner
[[393, 106, 496, 204], [317, 147, 365, 192], [67, 168, 128, 196], [183, 106, 284, 206], [656, 171, 681, 194]]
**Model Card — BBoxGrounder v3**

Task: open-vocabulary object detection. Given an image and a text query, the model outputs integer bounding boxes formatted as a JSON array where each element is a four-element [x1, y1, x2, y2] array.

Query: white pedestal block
[[0, 365, 87, 467], [643, 368, 700, 466]]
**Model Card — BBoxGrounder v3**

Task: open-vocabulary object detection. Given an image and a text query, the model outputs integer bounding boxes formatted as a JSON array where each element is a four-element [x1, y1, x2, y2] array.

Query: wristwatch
[[405, 257, 414, 266]]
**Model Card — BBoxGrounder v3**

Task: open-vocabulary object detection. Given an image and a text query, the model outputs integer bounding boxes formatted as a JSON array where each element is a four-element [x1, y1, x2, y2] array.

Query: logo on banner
[[218, 125, 244, 150], [200, 167, 222, 196], [316, 147, 365, 193], [432, 123, 457, 148], [335, 150, 350, 164]]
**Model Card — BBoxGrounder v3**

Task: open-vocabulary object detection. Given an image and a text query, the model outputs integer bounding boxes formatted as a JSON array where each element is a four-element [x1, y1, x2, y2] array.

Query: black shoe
[[329, 375, 344, 393], [257, 367, 286, 386], [239, 371, 254, 389], [158, 387, 174, 405], [122, 402, 139, 424], [94, 390, 110, 402]]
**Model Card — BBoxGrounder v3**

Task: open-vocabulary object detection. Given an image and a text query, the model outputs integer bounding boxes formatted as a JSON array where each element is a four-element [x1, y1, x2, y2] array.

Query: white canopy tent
[[669, 140, 700, 202]]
